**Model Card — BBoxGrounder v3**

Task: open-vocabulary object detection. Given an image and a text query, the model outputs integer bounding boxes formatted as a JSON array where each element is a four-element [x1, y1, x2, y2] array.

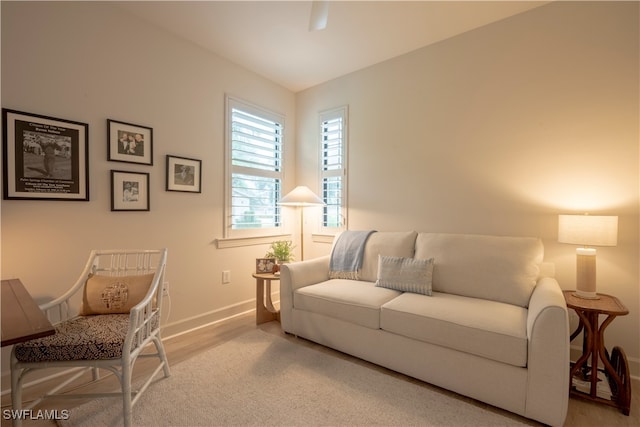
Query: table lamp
[[279, 186, 324, 260], [558, 214, 618, 299]]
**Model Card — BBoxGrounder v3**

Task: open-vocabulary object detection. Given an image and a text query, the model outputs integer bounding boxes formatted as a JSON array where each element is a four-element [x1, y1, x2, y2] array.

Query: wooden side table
[[2, 278, 55, 346], [252, 273, 280, 325], [563, 291, 631, 415]]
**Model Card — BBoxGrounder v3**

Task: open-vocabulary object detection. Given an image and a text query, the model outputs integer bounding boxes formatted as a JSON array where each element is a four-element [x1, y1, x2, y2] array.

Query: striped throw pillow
[[375, 255, 434, 296]]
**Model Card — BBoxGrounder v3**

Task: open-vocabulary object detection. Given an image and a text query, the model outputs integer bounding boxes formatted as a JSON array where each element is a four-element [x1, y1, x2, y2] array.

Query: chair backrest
[[41, 249, 168, 325], [87, 249, 168, 353], [87, 249, 168, 313], [91, 249, 165, 277]]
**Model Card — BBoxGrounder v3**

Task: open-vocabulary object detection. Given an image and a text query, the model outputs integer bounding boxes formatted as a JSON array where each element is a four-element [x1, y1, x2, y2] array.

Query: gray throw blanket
[[329, 230, 376, 280]]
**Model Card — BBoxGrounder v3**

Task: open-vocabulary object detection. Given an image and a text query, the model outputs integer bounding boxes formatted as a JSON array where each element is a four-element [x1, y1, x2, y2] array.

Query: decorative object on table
[[279, 185, 324, 260], [107, 119, 153, 165], [255, 258, 276, 274], [2, 108, 89, 201], [166, 155, 201, 193], [111, 170, 150, 211], [558, 214, 618, 299], [265, 240, 295, 264]]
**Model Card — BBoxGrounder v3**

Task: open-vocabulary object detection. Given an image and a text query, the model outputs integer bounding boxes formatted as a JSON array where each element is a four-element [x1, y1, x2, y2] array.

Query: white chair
[[10, 249, 170, 427]]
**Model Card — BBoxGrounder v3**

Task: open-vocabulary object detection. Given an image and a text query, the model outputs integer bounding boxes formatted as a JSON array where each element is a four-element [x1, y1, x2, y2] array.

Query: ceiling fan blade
[[309, 0, 329, 31]]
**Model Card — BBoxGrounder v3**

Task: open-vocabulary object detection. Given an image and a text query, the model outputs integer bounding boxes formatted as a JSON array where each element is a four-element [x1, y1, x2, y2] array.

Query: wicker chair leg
[[153, 336, 171, 378], [10, 365, 23, 427], [122, 361, 133, 427]]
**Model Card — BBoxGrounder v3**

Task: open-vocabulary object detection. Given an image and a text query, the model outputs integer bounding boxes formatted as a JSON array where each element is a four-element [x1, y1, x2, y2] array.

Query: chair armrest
[[39, 273, 91, 325], [127, 262, 167, 351], [279, 255, 330, 332], [525, 276, 570, 426]]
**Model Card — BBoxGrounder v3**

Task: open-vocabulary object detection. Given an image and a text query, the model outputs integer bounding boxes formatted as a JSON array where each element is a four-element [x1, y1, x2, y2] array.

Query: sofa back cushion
[[360, 232, 418, 282], [414, 233, 543, 307]]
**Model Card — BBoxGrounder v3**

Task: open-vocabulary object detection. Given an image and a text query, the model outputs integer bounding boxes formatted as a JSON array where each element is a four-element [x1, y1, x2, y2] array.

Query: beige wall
[[297, 1, 639, 375], [1, 0, 638, 384], [0, 1, 296, 378]]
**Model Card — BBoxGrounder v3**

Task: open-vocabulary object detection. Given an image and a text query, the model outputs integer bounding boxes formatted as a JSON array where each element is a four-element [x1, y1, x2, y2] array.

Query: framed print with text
[[111, 170, 149, 211], [166, 155, 201, 193], [2, 109, 89, 201], [107, 119, 153, 165]]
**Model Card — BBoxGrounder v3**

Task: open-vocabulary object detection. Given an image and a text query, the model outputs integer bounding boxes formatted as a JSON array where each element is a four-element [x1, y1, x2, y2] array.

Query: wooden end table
[[252, 273, 280, 325], [563, 290, 631, 415], [2, 278, 55, 346]]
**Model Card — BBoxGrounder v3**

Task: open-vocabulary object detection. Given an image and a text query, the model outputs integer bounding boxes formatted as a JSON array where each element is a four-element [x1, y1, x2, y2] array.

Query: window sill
[[215, 234, 292, 249], [311, 233, 337, 244]]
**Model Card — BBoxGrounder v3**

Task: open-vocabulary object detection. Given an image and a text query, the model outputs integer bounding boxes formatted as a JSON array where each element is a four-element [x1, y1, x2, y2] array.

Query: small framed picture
[[111, 170, 149, 211], [107, 119, 153, 165], [2, 109, 89, 201], [166, 155, 202, 193], [256, 258, 276, 274]]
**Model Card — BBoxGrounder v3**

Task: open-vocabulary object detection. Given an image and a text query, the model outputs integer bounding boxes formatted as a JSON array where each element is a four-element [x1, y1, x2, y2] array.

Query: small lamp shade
[[279, 186, 324, 206], [558, 214, 618, 299], [558, 215, 618, 246]]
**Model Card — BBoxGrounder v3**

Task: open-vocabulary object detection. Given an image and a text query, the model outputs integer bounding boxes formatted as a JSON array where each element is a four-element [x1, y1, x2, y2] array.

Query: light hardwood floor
[[2, 313, 638, 427]]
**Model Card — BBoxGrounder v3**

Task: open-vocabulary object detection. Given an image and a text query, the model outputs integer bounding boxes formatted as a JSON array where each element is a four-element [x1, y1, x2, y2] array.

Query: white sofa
[[280, 232, 569, 426]]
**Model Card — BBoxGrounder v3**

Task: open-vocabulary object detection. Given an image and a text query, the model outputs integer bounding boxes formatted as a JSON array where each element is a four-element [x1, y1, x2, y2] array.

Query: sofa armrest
[[279, 255, 330, 332], [525, 276, 570, 426]]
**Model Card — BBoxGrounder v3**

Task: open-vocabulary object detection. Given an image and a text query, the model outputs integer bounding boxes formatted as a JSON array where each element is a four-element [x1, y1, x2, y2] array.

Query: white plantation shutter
[[226, 97, 284, 236], [320, 106, 348, 230]]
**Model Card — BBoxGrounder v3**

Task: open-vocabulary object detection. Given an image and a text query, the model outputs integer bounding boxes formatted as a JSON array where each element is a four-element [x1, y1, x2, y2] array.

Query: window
[[225, 96, 285, 239], [319, 106, 348, 232]]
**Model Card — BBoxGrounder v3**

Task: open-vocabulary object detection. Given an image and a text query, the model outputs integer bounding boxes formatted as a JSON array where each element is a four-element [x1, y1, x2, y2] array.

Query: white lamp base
[[574, 248, 600, 299]]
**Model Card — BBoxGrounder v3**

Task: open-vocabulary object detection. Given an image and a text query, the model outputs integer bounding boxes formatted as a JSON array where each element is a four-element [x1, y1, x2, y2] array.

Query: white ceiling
[[115, 1, 548, 92]]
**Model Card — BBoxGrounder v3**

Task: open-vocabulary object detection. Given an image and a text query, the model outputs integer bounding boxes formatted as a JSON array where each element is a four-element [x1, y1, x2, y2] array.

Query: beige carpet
[[59, 329, 532, 426]]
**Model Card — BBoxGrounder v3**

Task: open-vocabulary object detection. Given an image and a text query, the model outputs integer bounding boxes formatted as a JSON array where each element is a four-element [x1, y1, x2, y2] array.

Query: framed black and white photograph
[[256, 258, 276, 274], [2, 109, 89, 201], [111, 170, 150, 211], [166, 155, 202, 193], [107, 119, 153, 165]]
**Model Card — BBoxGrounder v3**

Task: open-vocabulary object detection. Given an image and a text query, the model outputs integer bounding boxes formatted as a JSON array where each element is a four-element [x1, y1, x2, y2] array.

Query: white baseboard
[[160, 298, 256, 339]]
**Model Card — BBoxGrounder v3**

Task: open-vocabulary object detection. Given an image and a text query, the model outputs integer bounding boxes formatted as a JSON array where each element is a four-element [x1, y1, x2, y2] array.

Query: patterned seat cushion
[[14, 314, 130, 362]]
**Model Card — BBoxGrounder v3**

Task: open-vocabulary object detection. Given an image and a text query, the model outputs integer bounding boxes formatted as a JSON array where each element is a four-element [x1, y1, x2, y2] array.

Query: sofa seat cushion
[[380, 292, 528, 367], [294, 279, 402, 329]]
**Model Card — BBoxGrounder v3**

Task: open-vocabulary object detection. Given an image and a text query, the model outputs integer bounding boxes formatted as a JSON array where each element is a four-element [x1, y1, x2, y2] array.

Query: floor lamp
[[279, 186, 324, 260]]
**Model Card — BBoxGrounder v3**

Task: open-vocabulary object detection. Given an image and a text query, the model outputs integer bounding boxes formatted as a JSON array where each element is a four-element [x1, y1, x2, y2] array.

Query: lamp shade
[[279, 186, 324, 206], [558, 215, 618, 246]]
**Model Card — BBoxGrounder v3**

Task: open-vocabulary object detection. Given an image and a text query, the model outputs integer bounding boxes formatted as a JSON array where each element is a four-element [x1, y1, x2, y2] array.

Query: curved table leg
[[255, 277, 280, 325]]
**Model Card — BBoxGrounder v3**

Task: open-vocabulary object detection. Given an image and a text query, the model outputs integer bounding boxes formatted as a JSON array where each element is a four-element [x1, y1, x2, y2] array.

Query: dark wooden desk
[[1, 278, 55, 346], [563, 290, 631, 415]]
